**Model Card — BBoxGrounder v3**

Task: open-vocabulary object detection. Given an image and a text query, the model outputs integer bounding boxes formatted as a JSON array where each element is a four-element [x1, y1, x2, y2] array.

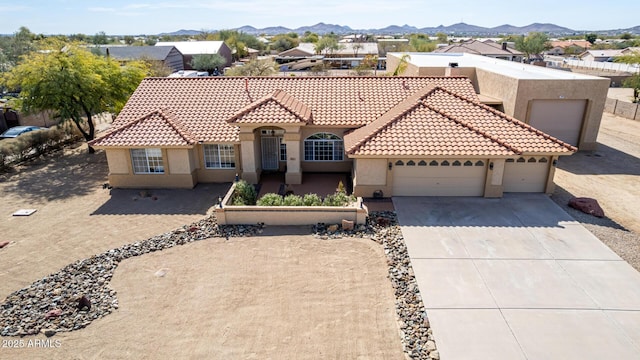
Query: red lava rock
[[568, 197, 605, 218], [188, 226, 199, 232], [45, 309, 63, 319], [0, 241, 9, 249]]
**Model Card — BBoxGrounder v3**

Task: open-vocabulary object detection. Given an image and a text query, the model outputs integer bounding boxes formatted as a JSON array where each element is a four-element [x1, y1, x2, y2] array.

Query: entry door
[[261, 137, 279, 170]]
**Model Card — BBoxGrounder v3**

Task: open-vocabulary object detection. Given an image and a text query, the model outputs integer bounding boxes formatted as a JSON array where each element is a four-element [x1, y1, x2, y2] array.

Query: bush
[[323, 191, 356, 207], [231, 180, 257, 205], [282, 194, 303, 206], [302, 193, 322, 206], [256, 193, 283, 206]]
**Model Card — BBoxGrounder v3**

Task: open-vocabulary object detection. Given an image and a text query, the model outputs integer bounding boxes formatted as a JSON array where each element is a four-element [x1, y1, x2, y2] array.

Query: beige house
[[155, 41, 233, 70], [90, 76, 575, 197], [387, 52, 610, 150], [434, 40, 524, 62]]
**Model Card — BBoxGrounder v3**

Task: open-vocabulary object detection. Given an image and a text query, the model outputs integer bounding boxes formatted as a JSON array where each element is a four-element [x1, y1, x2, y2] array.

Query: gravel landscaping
[[1, 211, 437, 359]]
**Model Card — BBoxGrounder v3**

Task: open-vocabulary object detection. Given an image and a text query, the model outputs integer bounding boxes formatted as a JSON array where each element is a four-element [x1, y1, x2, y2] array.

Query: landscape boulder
[[0, 241, 9, 249], [568, 197, 605, 218], [341, 219, 354, 231]]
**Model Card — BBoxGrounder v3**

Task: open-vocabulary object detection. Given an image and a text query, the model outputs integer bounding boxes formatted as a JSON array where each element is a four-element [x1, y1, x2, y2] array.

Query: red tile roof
[[94, 76, 478, 145], [92, 76, 574, 157], [90, 108, 197, 147], [228, 89, 313, 124], [344, 87, 576, 156]]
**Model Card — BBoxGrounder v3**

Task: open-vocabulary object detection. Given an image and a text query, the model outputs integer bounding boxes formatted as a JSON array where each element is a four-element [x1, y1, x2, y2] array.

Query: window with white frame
[[279, 138, 287, 162], [304, 133, 344, 161], [131, 148, 164, 174], [204, 144, 235, 169]]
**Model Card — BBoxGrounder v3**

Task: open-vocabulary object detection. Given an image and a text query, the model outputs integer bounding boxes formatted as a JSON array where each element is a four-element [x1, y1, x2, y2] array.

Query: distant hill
[[159, 22, 640, 37], [158, 29, 202, 36]]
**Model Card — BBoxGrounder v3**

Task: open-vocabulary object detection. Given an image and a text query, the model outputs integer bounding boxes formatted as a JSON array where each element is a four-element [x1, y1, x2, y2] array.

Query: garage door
[[528, 99, 586, 146], [392, 159, 487, 196], [503, 157, 550, 192]]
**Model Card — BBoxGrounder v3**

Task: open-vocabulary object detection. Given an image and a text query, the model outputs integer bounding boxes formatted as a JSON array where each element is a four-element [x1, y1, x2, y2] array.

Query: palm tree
[[392, 54, 411, 76]]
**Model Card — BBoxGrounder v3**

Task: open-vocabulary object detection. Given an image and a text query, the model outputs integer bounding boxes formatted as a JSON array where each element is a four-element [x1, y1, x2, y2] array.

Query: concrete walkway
[[394, 194, 640, 360]]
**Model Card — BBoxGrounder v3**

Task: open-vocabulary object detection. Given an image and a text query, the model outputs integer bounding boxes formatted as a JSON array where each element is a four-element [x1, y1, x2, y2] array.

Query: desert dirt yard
[[0, 145, 404, 359]]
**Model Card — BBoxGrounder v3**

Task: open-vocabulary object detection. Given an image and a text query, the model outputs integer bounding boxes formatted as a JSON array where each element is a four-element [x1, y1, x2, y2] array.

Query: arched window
[[304, 133, 344, 161]]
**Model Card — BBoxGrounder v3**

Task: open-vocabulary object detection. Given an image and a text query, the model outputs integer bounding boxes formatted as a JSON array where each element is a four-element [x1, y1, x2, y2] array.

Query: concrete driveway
[[394, 194, 640, 360]]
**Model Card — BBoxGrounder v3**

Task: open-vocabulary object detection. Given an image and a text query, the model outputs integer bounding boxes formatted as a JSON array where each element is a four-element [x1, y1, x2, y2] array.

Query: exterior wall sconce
[[235, 173, 239, 182], [218, 196, 223, 208], [489, 162, 494, 170], [553, 159, 558, 167], [388, 162, 392, 170]]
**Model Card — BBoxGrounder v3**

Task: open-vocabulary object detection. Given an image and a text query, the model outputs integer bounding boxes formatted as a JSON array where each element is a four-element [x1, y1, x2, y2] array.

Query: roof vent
[[502, 42, 508, 50], [448, 62, 458, 68], [244, 78, 249, 92]]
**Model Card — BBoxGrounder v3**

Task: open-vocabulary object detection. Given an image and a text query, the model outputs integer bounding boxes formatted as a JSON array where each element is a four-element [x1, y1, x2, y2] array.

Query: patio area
[[256, 172, 395, 212], [257, 172, 351, 198]]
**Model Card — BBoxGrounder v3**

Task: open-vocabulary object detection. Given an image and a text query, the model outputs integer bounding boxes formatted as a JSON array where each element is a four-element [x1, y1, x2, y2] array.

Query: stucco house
[[155, 41, 233, 70], [433, 40, 524, 62], [90, 76, 575, 197], [101, 45, 184, 72], [387, 52, 610, 150]]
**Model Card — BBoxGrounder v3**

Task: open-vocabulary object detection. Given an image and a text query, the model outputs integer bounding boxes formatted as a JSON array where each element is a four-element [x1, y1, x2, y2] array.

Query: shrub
[[323, 191, 356, 207], [302, 193, 322, 206], [232, 180, 257, 205], [256, 193, 283, 206], [282, 194, 304, 206]]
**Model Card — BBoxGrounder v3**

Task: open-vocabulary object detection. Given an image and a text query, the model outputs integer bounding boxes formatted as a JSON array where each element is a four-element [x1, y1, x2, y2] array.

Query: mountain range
[[161, 22, 640, 37]]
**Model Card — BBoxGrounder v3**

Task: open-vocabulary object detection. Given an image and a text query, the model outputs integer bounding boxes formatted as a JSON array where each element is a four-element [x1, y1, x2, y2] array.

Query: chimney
[[502, 42, 508, 51], [445, 62, 461, 77]]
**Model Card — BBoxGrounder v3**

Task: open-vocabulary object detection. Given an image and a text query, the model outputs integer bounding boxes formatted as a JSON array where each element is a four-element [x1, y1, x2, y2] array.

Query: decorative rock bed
[[0, 218, 261, 337], [1, 212, 437, 359]]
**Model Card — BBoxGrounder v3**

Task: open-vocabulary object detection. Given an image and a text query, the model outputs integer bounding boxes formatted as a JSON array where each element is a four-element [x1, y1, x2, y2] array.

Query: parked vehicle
[[0, 126, 46, 140]]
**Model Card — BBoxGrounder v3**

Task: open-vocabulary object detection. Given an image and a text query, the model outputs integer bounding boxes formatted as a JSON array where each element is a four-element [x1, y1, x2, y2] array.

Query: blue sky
[[1, 0, 639, 35]]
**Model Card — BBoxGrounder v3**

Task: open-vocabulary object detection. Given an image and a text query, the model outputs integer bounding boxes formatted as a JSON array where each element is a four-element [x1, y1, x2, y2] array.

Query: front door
[[261, 137, 279, 170]]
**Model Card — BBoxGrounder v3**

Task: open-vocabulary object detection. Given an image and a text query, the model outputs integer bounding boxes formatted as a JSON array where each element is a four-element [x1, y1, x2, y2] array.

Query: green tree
[[315, 36, 343, 56], [124, 36, 135, 45], [515, 32, 551, 61], [585, 33, 598, 44], [408, 34, 436, 52], [623, 74, 640, 103], [301, 31, 319, 43], [615, 53, 640, 103], [2, 45, 147, 147], [391, 54, 411, 76], [93, 31, 108, 45], [190, 54, 226, 74], [621, 33, 632, 40], [435, 32, 448, 43], [224, 58, 278, 76]]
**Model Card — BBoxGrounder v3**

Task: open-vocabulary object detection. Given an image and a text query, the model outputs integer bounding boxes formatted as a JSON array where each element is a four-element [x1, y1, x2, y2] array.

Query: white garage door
[[528, 99, 586, 146], [392, 159, 487, 196], [503, 157, 550, 193]]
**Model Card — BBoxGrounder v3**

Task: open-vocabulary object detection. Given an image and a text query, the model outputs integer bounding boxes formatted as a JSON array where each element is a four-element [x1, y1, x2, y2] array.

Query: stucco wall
[[105, 149, 130, 175], [475, 68, 521, 117], [517, 79, 609, 150], [167, 149, 192, 174]]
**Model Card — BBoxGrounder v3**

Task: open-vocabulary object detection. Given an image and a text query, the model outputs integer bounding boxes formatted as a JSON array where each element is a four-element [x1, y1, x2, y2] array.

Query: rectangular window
[[279, 139, 287, 162], [304, 140, 344, 161], [204, 144, 235, 169], [131, 148, 164, 174]]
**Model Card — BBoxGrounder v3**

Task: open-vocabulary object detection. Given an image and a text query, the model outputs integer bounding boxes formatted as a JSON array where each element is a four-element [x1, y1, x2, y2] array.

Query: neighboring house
[[433, 40, 524, 62], [387, 52, 610, 151], [103, 46, 184, 72], [579, 49, 625, 62], [277, 43, 380, 70], [155, 41, 233, 70], [90, 76, 575, 198], [546, 40, 591, 56], [621, 47, 640, 56]]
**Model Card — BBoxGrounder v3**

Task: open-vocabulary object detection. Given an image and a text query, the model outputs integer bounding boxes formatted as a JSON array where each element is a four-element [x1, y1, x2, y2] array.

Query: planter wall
[[215, 183, 368, 225]]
